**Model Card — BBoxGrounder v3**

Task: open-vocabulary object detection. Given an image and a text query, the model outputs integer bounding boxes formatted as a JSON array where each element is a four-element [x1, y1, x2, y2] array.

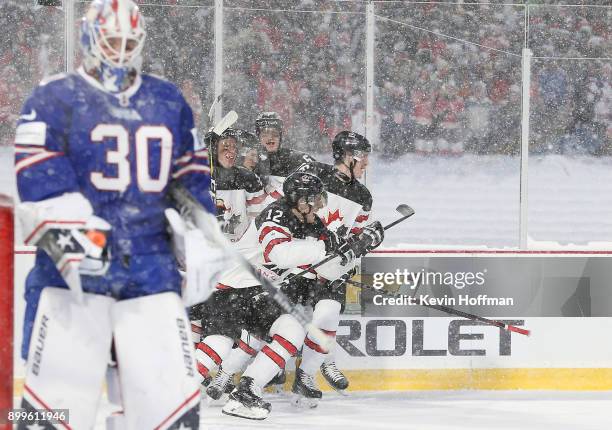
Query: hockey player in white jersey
[[209, 128, 267, 242], [189, 128, 266, 400], [203, 132, 385, 406], [291, 131, 385, 406], [191, 171, 361, 419]]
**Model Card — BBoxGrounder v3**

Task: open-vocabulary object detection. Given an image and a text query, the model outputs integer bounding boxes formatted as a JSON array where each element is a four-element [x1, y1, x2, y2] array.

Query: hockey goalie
[[13, 1, 228, 428]]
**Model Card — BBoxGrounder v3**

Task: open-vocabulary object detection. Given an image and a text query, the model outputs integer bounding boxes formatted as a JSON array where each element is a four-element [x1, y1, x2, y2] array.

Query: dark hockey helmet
[[283, 170, 326, 208], [255, 112, 283, 141], [332, 131, 371, 161]]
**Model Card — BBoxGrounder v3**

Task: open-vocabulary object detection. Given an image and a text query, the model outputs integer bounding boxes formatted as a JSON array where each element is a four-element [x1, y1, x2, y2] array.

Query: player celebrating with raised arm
[[14, 1, 225, 428]]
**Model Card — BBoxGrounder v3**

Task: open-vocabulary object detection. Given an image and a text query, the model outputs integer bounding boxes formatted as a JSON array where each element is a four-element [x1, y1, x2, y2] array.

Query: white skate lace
[[248, 378, 263, 398], [323, 363, 344, 382], [210, 368, 232, 391], [301, 371, 319, 390]]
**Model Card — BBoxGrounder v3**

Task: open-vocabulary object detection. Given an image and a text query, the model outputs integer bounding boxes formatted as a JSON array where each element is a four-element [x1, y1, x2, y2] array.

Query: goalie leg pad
[[21, 287, 114, 429], [112, 292, 201, 430]]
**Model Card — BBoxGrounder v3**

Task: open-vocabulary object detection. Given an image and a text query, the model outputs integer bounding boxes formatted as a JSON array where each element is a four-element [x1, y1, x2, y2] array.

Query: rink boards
[[12, 248, 612, 393]]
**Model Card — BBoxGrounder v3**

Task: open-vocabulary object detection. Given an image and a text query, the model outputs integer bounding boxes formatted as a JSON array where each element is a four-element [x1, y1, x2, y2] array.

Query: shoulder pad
[[40, 73, 68, 87]]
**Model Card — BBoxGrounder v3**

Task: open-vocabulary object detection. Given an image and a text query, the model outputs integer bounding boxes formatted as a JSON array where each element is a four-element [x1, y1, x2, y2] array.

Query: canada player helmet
[[283, 170, 325, 207], [332, 131, 371, 161], [255, 112, 283, 140]]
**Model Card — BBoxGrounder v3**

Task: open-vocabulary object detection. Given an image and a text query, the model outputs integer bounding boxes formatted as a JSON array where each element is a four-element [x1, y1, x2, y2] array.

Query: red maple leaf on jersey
[[324, 209, 344, 226]]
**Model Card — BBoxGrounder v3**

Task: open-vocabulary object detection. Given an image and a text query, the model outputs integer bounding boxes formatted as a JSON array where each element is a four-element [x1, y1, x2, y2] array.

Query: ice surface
[[89, 390, 612, 430]]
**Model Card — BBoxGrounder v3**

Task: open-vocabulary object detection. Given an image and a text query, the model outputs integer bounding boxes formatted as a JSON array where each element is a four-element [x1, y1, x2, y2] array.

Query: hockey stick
[[287, 204, 415, 281], [212, 110, 238, 136], [169, 183, 334, 351], [207, 109, 238, 189], [207, 93, 223, 126], [346, 278, 531, 336]]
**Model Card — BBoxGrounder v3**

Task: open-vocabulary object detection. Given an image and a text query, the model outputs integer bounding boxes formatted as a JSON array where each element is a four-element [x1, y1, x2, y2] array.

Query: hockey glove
[[322, 229, 344, 255], [321, 230, 357, 266], [17, 192, 112, 302], [165, 208, 230, 307], [75, 215, 112, 277], [361, 221, 384, 251]]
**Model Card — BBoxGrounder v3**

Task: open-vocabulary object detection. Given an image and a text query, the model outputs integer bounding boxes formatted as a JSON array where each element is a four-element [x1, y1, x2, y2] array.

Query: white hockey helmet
[[80, 0, 146, 93]]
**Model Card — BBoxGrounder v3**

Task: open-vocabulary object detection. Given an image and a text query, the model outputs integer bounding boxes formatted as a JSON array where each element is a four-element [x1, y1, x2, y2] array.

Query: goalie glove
[[17, 192, 111, 302], [165, 208, 230, 307]]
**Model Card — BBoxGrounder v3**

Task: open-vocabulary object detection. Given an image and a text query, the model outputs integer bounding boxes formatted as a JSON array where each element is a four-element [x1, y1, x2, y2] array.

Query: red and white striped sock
[[194, 335, 233, 384]]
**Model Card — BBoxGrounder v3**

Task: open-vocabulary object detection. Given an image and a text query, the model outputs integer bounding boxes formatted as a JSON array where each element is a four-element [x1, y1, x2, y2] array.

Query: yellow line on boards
[[13, 368, 612, 397]]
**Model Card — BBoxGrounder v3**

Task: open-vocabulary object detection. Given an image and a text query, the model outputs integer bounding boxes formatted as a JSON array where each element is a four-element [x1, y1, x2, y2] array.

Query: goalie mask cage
[[0, 194, 13, 423]]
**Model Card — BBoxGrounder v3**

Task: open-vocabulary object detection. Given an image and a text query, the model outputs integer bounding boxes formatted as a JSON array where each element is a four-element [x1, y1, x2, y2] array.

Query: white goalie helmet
[[80, 0, 146, 93]]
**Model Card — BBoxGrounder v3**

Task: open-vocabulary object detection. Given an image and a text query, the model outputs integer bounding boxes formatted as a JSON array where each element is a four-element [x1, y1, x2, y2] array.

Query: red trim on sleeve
[[355, 214, 369, 223], [246, 193, 267, 205], [320, 329, 336, 337], [263, 237, 291, 263], [350, 227, 363, 235], [270, 190, 283, 200], [259, 225, 291, 244], [272, 334, 298, 356], [216, 283, 232, 290], [15, 151, 64, 174], [262, 345, 286, 369], [197, 342, 222, 366]]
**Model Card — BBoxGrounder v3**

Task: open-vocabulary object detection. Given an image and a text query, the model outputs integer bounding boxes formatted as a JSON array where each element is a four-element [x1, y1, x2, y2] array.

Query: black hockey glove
[[321, 230, 357, 266], [361, 221, 384, 251], [337, 238, 369, 263], [322, 229, 345, 255]]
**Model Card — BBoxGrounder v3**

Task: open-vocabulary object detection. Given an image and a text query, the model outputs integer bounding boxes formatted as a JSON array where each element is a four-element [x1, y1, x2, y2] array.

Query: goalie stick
[[346, 278, 531, 336], [286, 204, 415, 281], [169, 182, 334, 351]]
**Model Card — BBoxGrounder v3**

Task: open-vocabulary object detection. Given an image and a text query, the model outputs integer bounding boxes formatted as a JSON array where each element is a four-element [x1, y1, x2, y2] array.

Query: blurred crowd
[[1, 0, 610, 157]]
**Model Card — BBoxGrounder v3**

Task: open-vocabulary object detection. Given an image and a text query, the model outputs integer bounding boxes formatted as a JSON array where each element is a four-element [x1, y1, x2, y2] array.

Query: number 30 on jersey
[[90, 124, 173, 193]]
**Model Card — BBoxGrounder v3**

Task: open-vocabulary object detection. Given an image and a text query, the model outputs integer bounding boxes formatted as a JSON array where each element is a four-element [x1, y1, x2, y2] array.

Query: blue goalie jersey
[[15, 67, 214, 255], [16, 68, 215, 358]]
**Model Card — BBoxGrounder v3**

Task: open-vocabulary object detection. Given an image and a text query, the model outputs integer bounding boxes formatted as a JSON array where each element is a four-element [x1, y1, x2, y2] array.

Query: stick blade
[[396, 204, 415, 217], [212, 110, 238, 135]]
